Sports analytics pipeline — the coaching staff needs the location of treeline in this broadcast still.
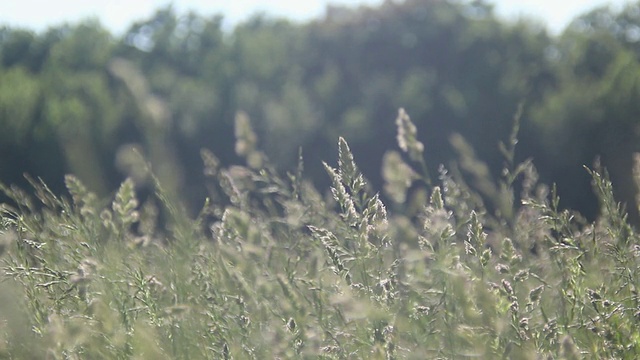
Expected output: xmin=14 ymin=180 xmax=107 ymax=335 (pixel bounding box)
xmin=2 ymin=0 xmax=640 ymax=220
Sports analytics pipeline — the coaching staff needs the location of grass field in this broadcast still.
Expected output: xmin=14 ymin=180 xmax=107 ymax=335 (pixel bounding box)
xmin=1 ymin=109 xmax=640 ymax=359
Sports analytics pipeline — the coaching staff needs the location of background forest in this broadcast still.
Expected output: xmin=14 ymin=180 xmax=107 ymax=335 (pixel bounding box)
xmin=2 ymin=0 xmax=640 ymax=220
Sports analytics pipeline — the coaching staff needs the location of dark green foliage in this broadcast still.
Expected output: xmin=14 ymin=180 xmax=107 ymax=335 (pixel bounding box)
xmin=3 ymin=1 xmax=640 ymax=221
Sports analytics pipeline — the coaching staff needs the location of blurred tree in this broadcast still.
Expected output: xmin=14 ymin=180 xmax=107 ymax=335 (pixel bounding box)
xmin=297 ymin=0 xmax=555 ymax=198
xmin=0 ymin=28 xmax=35 ymax=68
xmin=2 ymin=0 xmax=640 ymax=223
xmin=38 ymin=21 xmax=117 ymax=194
xmin=0 ymin=67 xmax=39 ymax=145
xmin=530 ymin=2 xmax=640 ymax=221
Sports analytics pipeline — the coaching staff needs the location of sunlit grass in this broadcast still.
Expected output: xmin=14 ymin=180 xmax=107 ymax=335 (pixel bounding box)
xmin=1 ymin=109 xmax=640 ymax=359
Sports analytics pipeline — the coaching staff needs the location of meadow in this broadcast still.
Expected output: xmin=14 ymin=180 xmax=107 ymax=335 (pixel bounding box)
xmin=1 ymin=108 xmax=640 ymax=359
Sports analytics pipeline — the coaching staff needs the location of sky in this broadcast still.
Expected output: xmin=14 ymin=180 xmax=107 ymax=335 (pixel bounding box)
xmin=0 ymin=0 xmax=633 ymax=35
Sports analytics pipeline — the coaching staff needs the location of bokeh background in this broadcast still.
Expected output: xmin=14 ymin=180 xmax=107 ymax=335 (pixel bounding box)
xmin=1 ymin=0 xmax=639 ymax=222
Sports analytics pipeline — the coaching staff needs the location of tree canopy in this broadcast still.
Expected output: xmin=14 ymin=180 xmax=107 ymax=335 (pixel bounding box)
xmin=1 ymin=0 xmax=640 ymax=221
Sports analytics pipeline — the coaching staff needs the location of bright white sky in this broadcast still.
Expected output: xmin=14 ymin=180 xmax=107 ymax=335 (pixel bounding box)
xmin=0 ymin=0 xmax=632 ymax=35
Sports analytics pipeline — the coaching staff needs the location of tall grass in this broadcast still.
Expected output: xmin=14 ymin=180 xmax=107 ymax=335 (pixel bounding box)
xmin=1 ymin=108 xmax=640 ymax=359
